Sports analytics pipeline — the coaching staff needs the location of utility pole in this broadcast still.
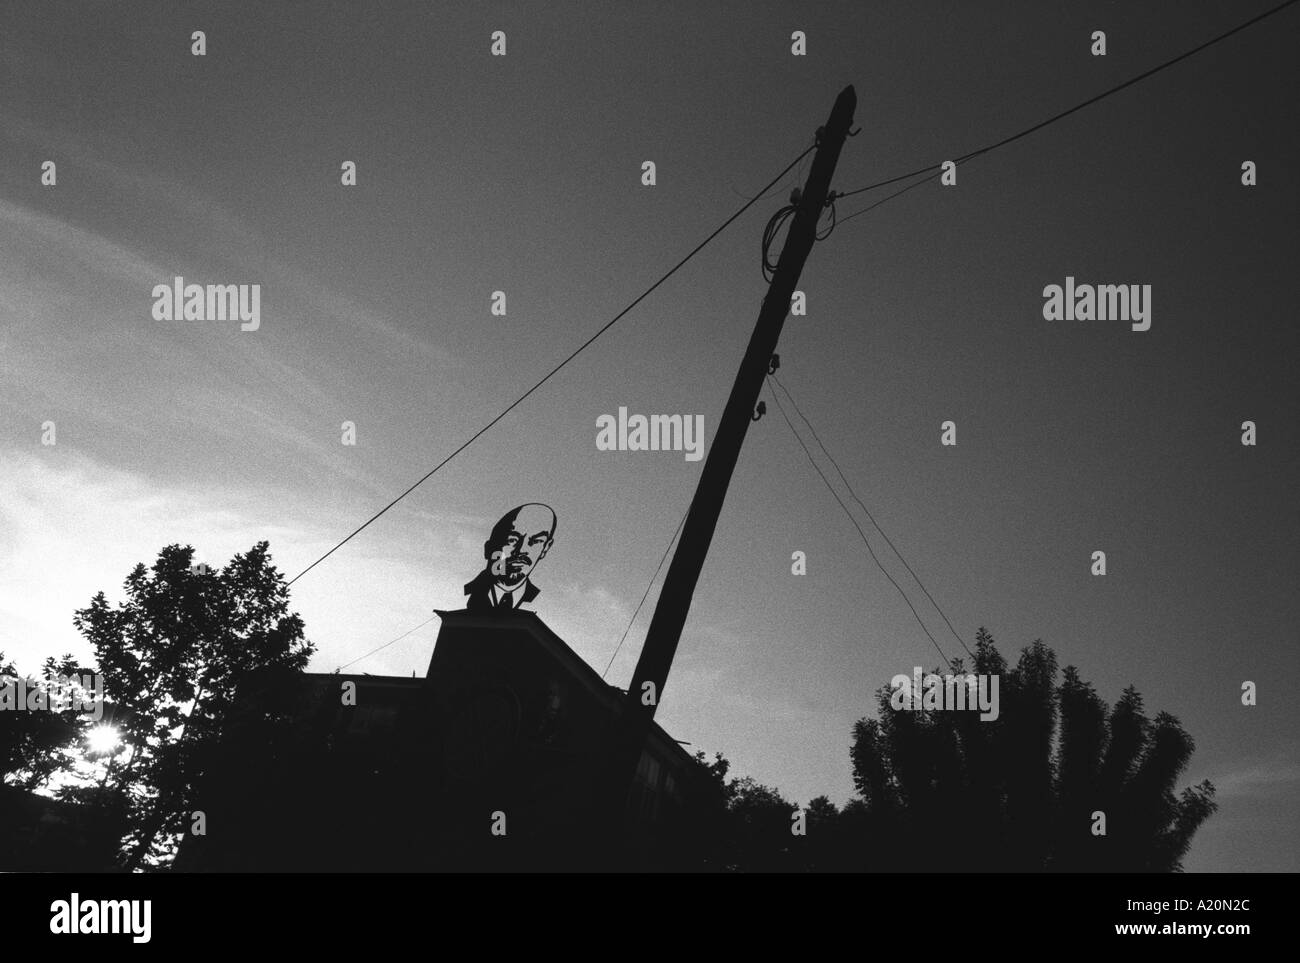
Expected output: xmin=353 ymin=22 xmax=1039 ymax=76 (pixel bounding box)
xmin=596 ymin=84 xmax=857 ymax=853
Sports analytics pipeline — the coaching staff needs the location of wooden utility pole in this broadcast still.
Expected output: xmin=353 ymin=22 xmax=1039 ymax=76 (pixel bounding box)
xmin=598 ymin=85 xmax=857 ymax=847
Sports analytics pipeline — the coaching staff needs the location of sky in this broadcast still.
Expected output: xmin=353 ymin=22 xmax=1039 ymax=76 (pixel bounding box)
xmin=1 ymin=1 xmax=1296 ymax=871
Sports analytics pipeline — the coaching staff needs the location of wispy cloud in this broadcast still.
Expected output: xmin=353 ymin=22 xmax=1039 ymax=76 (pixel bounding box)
xmin=1205 ymin=751 xmax=1300 ymax=799
xmin=0 ymin=196 xmax=172 ymax=292
xmin=1 ymin=107 xmax=455 ymax=370
xmin=0 ymin=449 xmax=301 ymax=665
xmin=0 ymin=448 xmax=460 ymax=676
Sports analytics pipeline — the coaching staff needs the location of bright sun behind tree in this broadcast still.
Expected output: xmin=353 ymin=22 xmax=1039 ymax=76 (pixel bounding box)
xmin=86 ymin=725 xmax=121 ymax=755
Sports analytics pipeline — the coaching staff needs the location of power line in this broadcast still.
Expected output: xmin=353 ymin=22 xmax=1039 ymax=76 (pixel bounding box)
xmin=761 ymin=203 xmax=798 ymax=281
xmin=602 ymin=509 xmax=690 ymax=680
xmin=765 ymin=375 xmax=953 ymax=667
xmin=286 ymin=142 xmax=817 ymax=586
xmin=339 ymin=507 xmax=688 ymax=677
xmin=771 ymin=373 xmax=973 ymax=659
xmin=763 ymin=191 xmax=839 ymax=281
xmin=836 ymin=0 xmax=1298 ymax=205
xmin=335 ymin=614 xmax=438 ymax=672
xmin=838 ymin=167 xmax=944 ymax=227
xmin=805 ymin=3 xmax=1298 ymax=652
xmin=289 ymin=3 xmax=1296 ymax=590
xmin=730 ymin=146 xmax=811 ymax=203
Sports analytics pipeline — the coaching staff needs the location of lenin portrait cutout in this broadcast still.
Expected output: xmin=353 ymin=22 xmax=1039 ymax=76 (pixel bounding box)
xmin=463 ymin=503 xmax=557 ymax=613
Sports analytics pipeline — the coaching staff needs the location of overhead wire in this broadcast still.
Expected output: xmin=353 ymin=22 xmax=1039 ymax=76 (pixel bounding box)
xmin=601 ymin=509 xmax=690 ymax=680
xmin=335 ymin=614 xmax=438 ymax=672
xmin=301 ymin=1 xmax=1300 ymax=673
xmin=287 ymin=141 xmax=817 ymax=586
xmin=730 ymin=146 xmax=811 ymax=203
xmin=765 ymin=375 xmax=954 ymax=667
xmin=771 ymin=373 xmax=974 ymax=659
xmin=838 ymin=167 xmax=945 ymax=227
xmin=834 ymin=0 xmax=1298 ymax=218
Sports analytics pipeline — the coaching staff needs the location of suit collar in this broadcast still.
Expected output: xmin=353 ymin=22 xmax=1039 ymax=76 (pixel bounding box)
xmin=464 ymin=568 xmax=541 ymax=604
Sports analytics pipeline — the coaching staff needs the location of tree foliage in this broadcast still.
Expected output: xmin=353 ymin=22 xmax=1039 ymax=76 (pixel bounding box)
xmin=71 ymin=541 xmax=313 ymax=870
xmin=841 ymin=628 xmax=1216 ymax=871
xmin=697 ymin=629 xmax=1216 ymax=872
xmin=0 ymin=652 xmax=92 ymax=790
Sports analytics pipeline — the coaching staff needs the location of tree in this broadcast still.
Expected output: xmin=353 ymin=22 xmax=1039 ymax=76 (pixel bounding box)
xmin=687 ymin=750 xmax=801 ymax=871
xmin=726 ymin=776 xmax=798 ymax=871
xmin=71 ymin=541 xmax=313 ymax=870
xmin=846 ymin=628 xmax=1217 ymax=871
xmin=801 ymin=795 xmax=842 ymax=871
xmin=0 ymin=652 xmax=93 ymax=790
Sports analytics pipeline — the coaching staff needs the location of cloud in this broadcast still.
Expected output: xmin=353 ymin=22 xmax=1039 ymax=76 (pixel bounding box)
xmin=0 ymin=106 xmax=267 ymax=255
xmin=0 ymin=108 xmax=455 ymax=371
xmin=1206 ymin=754 xmax=1300 ymax=799
xmin=0 ymin=447 xmax=633 ymax=688
xmin=0 ymin=197 xmax=172 ymax=292
xmin=0 ymin=448 xmax=304 ymax=667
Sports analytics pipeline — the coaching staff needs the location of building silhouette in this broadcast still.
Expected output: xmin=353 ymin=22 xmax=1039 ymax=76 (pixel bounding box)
xmin=175 ymin=609 xmax=709 ymax=871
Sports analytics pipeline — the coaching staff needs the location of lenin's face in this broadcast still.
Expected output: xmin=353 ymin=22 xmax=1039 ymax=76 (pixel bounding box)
xmin=486 ymin=505 xmax=555 ymax=589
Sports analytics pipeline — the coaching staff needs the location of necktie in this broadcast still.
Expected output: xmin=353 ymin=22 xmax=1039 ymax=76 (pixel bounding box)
xmin=496 ymin=590 xmax=513 ymax=610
